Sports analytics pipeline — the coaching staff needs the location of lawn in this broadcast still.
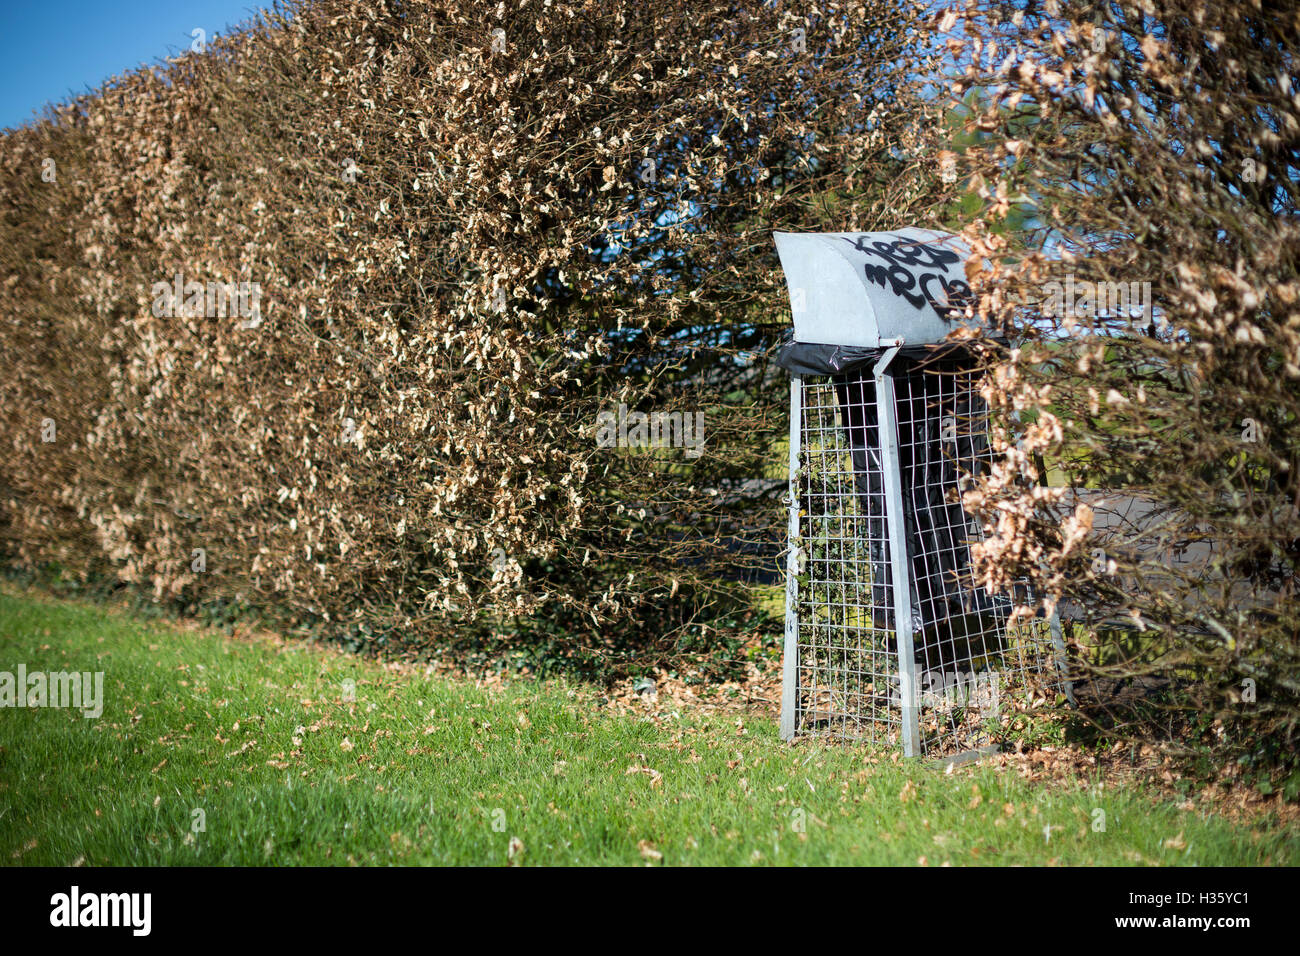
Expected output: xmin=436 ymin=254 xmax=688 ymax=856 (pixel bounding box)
xmin=0 ymin=586 xmax=1294 ymax=866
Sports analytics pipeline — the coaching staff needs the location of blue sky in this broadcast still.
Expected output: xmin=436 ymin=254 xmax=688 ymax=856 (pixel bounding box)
xmin=0 ymin=1 xmax=276 ymax=131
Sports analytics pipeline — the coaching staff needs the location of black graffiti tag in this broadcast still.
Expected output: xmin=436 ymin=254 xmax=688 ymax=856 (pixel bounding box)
xmin=839 ymin=236 xmax=973 ymax=320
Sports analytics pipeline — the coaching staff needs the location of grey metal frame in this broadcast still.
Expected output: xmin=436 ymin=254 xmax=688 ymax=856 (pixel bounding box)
xmin=781 ymin=348 xmax=1068 ymax=756
xmin=873 ymin=345 xmax=921 ymax=756
xmin=780 ymin=375 xmax=802 ymax=741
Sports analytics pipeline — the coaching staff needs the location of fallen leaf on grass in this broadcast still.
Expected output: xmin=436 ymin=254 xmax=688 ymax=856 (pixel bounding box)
xmin=225 ymin=739 xmax=256 ymax=758
xmin=625 ymin=765 xmax=663 ymax=788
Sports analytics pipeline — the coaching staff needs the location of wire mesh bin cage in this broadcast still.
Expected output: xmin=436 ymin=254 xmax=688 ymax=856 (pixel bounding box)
xmin=773 ymin=229 xmax=1071 ymax=758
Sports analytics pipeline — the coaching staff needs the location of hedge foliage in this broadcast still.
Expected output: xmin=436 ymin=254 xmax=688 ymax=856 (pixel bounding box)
xmin=0 ymin=0 xmax=950 ymax=673
xmin=951 ymin=0 xmax=1300 ymax=769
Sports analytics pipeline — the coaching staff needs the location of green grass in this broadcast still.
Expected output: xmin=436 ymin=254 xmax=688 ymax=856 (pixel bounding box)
xmin=0 ymin=587 xmax=1295 ymax=866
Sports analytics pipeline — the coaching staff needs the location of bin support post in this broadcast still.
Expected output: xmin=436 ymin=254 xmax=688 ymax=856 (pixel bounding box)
xmin=780 ymin=376 xmax=802 ymax=741
xmin=874 ymin=344 xmax=921 ymax=757
xmin=1048 ymin=609 xmax=1076 ymax=706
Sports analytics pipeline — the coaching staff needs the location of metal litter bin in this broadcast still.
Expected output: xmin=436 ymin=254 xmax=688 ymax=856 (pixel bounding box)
xmin=773 ymin=229 xmax=1070 ymax=757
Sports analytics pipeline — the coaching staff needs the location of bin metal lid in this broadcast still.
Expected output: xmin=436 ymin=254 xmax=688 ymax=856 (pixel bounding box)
xmin=773 ymin=229 xmax=978 ymax=347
